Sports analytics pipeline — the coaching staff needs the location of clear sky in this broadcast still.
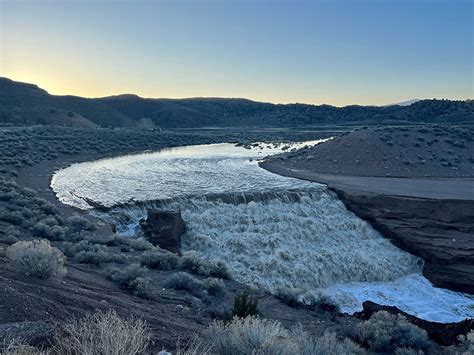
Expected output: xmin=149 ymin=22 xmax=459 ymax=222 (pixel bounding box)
xmin=1 ymin=0 xmax=472 ymax=106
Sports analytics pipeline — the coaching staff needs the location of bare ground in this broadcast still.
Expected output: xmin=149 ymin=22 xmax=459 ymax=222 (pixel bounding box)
xmin=266 ymin=125 xmax=474 ymax=178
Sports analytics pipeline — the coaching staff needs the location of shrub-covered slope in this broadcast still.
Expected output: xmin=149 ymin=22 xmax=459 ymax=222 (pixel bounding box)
xmin=1 ymin=77 xmax=473 ymax=128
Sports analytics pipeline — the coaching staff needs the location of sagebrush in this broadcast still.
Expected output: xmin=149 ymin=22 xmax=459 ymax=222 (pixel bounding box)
xmin=6 ymin=239 xmax=66 ymax=280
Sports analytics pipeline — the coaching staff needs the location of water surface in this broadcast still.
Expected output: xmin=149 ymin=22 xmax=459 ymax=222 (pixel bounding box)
xmin=51 ymin=141 xmax=474 ymax=322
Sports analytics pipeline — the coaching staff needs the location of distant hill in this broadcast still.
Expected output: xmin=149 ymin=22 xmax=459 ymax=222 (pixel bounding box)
xmin=0 ymin=78 xmax=135 ymax=127
xmin=386 ymin=99 xmax=421 ymax=107
xmin=1 ymin=77 xmax=472 ymax=128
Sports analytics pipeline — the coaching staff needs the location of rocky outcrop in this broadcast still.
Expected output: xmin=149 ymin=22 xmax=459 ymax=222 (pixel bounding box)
xmin=140 ymin=210 xmax=186 ymax=254
xmin=332 ymin=188 xmax=474 ymax=294
xmin=355 ymin=301 xmax=474 ymax=346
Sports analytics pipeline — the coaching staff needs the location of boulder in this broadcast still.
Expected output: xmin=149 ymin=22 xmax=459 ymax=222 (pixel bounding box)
xmin=139 ymin=210 xmax=185 ymax=254
xmin=355 ymin=301 xmax=474 ymax=346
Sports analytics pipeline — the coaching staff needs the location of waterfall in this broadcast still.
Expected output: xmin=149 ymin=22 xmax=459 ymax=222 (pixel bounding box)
xmin=51 ymin=142 xmax=474 ymax=323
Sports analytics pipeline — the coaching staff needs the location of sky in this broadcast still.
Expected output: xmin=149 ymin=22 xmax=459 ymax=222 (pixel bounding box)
xmin=0 ymin=0 xmax=472 ymax=106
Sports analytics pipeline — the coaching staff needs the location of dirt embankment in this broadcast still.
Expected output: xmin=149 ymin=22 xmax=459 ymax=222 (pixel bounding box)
xmin=261 ymin=125 xmax=474 ymax=294
xmin=266 ymin=125 xmax=474 ymax=178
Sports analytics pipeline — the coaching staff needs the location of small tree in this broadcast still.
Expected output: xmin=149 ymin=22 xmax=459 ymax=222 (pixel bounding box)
xmin=225 ymin=292 xmax=259 ymax=321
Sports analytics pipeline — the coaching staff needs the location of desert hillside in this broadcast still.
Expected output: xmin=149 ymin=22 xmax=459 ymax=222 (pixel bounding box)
xmin=267 ymin=125 xmax=474 ymax=178
xmin=1 ymin=77 xmax=473 ymax=128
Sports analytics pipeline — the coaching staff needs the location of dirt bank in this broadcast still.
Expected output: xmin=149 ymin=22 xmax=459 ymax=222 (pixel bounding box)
xmin=260 ymin=125 xmax=474 ymax=294
xmin=265 ymin=125 xmax=474 ymax=178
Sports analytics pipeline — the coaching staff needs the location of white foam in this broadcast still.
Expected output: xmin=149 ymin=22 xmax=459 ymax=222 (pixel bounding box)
xmin=326 ymin=274 xmax=474 ymax=323
xmin=51 ymin=141 xmax=474 ymax=323
xmin=181 ymin=194 xmax=422 ymax=291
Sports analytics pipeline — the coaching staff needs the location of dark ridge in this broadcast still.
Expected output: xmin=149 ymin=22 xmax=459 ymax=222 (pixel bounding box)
xmin=1 ymin=77 xmax=473 ymax=128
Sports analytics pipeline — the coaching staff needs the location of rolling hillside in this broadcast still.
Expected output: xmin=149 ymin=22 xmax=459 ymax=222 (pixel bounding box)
xmin=1 ymin=77 xmax=472 ymax=128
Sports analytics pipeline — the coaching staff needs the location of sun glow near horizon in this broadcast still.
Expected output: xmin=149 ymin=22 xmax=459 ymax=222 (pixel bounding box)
xmin=1 ymin=0 xmax=472 ymax=106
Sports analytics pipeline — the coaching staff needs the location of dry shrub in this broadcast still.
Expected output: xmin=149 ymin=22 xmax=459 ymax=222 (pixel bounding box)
xmin=6 ymin=239 xmax=66 ymax=280
xmin=107 ymin=264 xmax=152 ymax=298
xmin=175 ymin=335 xmax=213 ymax=355
xmin=203 ymin=316 xmax=365 ymax=355
xmin=140 ymin=250 xmax=180 ymax=270
xmin=180 ymin=253 xmax=230 ymax=279
xmin=205 ymin=316 xmax=291 ymax=354
xmin=1 ymin=338 xmax=50 ymax=355
xmin=53 ymin=310 xmax=150 ymax=355
xmin=350 ymin=311 xmax=432 ymax=353
xmin=164 ymin=272 xmax=205 ymax=297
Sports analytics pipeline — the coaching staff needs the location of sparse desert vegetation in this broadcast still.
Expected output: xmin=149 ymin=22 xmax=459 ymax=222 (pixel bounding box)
xmin=267 ymin=125 xmax=474 ymax=178
xmin=2 ymin=310 xmax=150 ymax=355
xmin=164 ymin=272 xmax=225 ymax=299
xmin=6 ymin=239 xmax=66 ymax=280
xmin=347 ymin=311 xmax=433 ymax=353
xmin=0 ymin=123 xmax=472 ymax=353
xmin=2 ymin=77 xmax=473 ymax=128
xmin=202 ymin=316 xmax=365 ymax=355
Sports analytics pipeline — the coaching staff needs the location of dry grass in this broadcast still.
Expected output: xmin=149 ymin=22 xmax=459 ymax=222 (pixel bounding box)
xmin=1 ymin=311 xmax=150 ymax=355
xmin=202 ymin=316 xmax=365 ymax=355
xmin=1 ymin=339 xmax=50 ymax=355
xmin=53 ymin=310 xmax=150 ymax=355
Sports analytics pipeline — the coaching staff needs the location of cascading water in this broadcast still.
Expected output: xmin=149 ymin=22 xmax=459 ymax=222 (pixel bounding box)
xmin=51 ymin=141 xmax=474 ymax=323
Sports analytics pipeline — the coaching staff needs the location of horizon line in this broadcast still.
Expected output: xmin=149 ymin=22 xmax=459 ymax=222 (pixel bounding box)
xmin=2 ymin=76 xmax=471 ymax=108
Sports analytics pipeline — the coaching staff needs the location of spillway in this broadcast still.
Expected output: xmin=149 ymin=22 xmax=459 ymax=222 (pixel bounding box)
xmin=51 ymin=141 xmax=474 ymax=322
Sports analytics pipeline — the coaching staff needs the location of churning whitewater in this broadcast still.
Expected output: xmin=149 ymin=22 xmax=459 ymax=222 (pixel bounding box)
xmin=51 ymin=142 xmax=474 ymax=323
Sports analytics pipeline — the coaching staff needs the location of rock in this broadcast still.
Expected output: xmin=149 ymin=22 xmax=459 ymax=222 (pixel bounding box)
xmin=140 ymin=210 xmax=185 ymax=254
xmin=355 ymin=301 xmax=474 ymax=346
xmin=332 ymin=188 xmax=474 ymax=294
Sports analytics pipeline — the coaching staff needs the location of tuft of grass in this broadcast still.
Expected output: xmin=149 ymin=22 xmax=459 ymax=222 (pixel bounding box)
xmin=63 ymin=241 xmax=123 ymax=265
xmin=202 ymin=278 xmax=225 ymax=297
xmin=126 ymin=237 xmax=154 ymax=251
